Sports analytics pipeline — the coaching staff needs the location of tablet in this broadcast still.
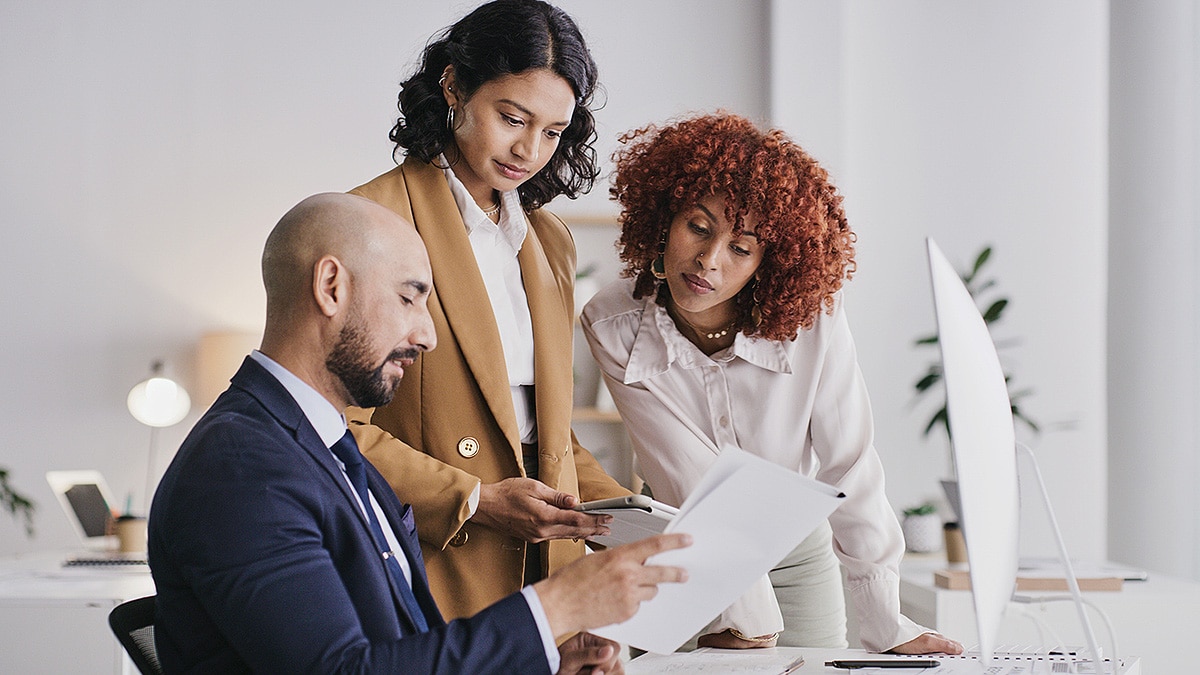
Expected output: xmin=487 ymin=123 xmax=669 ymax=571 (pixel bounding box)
xmin=574 ymin=495 xmax=678 ymax=547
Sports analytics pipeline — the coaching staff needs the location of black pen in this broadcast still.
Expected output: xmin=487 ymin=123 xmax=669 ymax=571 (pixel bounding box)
xmin=825 ymin=659 xmax=940 ymax=670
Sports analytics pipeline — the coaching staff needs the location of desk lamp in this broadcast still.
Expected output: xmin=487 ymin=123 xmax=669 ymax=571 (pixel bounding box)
xmin=126 ymin=360 xmax=191 ymax=513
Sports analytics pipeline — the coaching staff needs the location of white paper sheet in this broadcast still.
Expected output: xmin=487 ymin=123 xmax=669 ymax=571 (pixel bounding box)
xmin=593 ymin=446 xmax=845 ymax=654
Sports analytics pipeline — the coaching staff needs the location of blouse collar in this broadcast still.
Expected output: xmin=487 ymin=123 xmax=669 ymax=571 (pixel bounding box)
xmin=622 ymin=295 xmax=794 ymax=384
xmin=440 ymin=155 xmax=526 ymax=254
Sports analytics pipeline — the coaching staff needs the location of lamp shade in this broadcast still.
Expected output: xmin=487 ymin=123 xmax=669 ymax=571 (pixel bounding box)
xmin=127 ymin=362 xmax=191 ymax=428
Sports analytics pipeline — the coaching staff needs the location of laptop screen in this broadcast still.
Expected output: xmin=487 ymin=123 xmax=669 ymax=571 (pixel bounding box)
xmin=46 ymin=470 xmax=117 ymax=547
xmin=63 ymin=482 xmax=112 ymax=538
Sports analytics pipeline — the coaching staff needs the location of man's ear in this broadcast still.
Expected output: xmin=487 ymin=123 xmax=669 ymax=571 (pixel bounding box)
xmin=313 ymin=255 xmax=347 ymax=318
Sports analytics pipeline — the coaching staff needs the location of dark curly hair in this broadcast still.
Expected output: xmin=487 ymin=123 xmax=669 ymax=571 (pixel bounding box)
xmin=389 ymin=0 xmax=600 ymax=210
xmin=611 ymin=113 xmax=856 ymax=342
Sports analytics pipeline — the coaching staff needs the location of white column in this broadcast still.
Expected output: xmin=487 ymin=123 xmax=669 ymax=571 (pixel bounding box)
xmin=1108 ymin=0 xmax=1200 ymax=579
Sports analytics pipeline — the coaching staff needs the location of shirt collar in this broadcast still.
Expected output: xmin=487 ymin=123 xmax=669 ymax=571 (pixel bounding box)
xmin=440 ymin=155 xmax=527 ymax=254
xmin=622 ymin=296 xmax=794 ymax=384
xmin=249 ymin=350 xmax=347 ymax=448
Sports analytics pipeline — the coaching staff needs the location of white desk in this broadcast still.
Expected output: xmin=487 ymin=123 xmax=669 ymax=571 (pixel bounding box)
xmin=629 ymin=646 xmax=1140 ymax=673
xmin=0 ymin=551 xmax=154 ymax=674
xmin=900 ymin=554 xmax=1198 ymax=673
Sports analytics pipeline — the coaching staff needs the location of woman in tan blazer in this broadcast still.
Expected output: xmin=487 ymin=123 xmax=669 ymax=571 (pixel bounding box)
xmin=346 ymin=0 xmax=629 ymax=624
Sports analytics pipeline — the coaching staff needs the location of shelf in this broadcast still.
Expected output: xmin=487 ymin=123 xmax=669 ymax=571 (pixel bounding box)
xmin=561 ymin=213 xmax=617 ymax=229
xmin=572 ymin=407 xmax=623 ymax=423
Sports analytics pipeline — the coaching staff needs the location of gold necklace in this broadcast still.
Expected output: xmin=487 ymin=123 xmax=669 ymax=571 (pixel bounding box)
xmin=702 ymin=323 xmax=735 ymax=340
xmin=481 ymin=200 xmax=501 ymax=216
xmin=671 ymin=306 xmax=737 ymax=341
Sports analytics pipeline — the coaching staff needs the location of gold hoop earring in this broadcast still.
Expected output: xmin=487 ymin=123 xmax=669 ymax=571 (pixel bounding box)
xmin=651 ymin=230 xmax=668 ymax=280
xmin=651 ymin=256 xmax=667 ymax=280
xmin=750 ymin=276 xmax=763 ymax=328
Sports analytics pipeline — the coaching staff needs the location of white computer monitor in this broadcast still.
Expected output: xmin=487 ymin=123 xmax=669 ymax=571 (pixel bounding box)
xmin=926 ymin=238 xmax=1021 ymax=663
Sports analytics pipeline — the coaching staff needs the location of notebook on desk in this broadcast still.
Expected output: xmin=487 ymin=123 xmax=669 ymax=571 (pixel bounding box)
xmin=45 ymin=470 xmax=147 ymax=567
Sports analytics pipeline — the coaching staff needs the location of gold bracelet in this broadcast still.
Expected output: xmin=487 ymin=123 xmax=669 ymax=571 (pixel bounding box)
xmin=729 ymin=629 xmax=780 ymax=643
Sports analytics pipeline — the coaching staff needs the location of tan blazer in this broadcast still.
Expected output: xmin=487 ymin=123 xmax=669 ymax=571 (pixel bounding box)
xmin=347 ymin=159 xmax=629 ymax=620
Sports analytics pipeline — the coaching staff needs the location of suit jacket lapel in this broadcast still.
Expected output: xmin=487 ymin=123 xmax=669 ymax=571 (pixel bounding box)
xmin=231 ymin=358 xmax=434 ymax=633
xmin=517 ymin=222 xmax=573 ymax=490
xmin=403 ymin=160 xmax=522 ymax=454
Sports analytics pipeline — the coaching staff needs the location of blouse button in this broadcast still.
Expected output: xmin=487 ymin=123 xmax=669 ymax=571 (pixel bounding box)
xmin=719 ymin=416 xmax=729 ymax=427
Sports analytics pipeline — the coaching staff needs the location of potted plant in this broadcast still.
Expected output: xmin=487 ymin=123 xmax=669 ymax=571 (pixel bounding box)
xmin=911 ymin=245 xmax=1039 ymax=560
xmin=900 ymin=502 xmax=942 ymax=553
xmin=1 ymin=466 xmax=36 ymax=537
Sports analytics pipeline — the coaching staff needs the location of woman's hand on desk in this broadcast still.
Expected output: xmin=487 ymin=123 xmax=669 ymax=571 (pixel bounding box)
xmin=476 ymin=477 xmax=613 ymax=542
xmin=697 ymin=628 xmax=779 ymax=649
xmin=888 ymin=631 xmax=964 ymax=655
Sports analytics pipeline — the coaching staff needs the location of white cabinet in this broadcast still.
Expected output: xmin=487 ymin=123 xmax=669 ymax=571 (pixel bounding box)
xmin=0 ymin=552 xmax=153 ymax=674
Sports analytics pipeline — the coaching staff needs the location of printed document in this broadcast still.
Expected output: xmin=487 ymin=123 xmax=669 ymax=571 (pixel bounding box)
xmin=593 ymin=446 xmax=844 ymax=654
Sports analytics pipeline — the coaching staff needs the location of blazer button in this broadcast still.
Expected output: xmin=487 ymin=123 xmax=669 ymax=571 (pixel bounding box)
xmin=449 ymin=530 xmax=469 ymax=547
xmin=457 ymin=437 xmax=480 ymax=458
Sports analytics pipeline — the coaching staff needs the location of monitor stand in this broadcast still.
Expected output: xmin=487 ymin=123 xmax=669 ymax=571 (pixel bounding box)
xmin=1016 ymin=442 xmax=1111 ymax=673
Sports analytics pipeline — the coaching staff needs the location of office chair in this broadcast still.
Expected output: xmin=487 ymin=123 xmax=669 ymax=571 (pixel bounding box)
xmin=108 ymin=595 xmax=163 ymax=675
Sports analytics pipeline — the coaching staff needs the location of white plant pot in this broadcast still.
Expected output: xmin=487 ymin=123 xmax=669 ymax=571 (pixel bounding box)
xmin=902 ymin=513 xmax=943 ymax=553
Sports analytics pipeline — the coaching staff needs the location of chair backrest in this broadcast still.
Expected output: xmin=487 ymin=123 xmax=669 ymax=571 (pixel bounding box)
xmin=108 ymin=595 xmax=163 ymax=675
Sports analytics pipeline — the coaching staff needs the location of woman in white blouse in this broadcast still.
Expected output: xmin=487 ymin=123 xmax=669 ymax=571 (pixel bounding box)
xmin=581 ymin=113 xmax=963 ymax=655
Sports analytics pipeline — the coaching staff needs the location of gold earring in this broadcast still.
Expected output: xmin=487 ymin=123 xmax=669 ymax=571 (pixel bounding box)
xmin=651 ymin=256 xmax=667 ymax=280
xmin=651 ymin=231 xmax=668 ymax=279
xmin=750 ymin=276 xmax=763 ymax=328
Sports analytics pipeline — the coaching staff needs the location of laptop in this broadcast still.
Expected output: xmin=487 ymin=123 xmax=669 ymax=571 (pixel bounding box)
xmin=45 ymin=470 xmax=147 ymax=567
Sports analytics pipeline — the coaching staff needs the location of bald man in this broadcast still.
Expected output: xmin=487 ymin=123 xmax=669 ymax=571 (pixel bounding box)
xmin=148 ymin=193 xmax=689 ymax=674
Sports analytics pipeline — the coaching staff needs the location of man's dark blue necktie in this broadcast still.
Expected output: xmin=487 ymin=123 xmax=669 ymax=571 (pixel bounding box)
xmin=330 ymin=429 xmax=429 ymax=632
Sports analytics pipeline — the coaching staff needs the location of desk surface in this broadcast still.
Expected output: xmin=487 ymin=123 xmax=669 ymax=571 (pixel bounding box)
xmin=0 ymin=550 xmax=154 ymax=605
xmin=629 ymin=647 xmax=1140 ymax=673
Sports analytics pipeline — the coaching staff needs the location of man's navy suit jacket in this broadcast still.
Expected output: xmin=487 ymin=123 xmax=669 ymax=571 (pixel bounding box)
xmin=148 ymin=357 xmax=551 ymax=673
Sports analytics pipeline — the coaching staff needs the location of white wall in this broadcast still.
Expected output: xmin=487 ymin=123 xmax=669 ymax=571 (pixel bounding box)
xmin=0 ymin=0 xmax=769 ymax=554
xmin=2 ymin=0 xmax=1169 ymax=580
xmin=773 ymin=1 xmax=1110 ymax=561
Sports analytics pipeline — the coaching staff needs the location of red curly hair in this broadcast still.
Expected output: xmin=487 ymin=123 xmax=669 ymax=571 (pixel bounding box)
xmin=611 ymin=113 xmax=856 ymax=341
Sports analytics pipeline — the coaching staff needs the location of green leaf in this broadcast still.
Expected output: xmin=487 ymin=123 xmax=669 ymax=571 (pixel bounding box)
xmin=982 ymin=298 xmax=1009 ymax=323
xmin=914 ymin=335 xmax=940 ymax=346
xmin=914 ymin=371 xmax=941 ymax=392
xmin=972 ymin=246 xmax=993 ymax=276
xmin=904 ymin=503 xmax=937 ymax=516
xmin=972 ymin=279 xmax=997 ymax=295
xmin=923 ymin=407 xmax=949 ymax=438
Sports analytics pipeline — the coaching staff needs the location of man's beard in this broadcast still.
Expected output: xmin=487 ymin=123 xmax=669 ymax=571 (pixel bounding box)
xmin=325 ymin=311 xmax=418 ymax=409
